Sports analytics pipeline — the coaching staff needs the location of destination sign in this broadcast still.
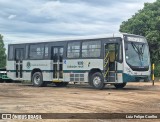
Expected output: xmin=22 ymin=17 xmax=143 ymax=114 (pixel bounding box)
xmin=127 ymin=36 xmax=146 ymax=42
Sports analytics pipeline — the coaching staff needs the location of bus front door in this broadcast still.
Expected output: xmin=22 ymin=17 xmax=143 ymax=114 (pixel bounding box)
xmin=104 ymin=43 xmax=119 ymax=82
xmin=15 ymin=48 xmax=24 ymax=79
xmin=52 ymin=47 xmax=63 ymax=81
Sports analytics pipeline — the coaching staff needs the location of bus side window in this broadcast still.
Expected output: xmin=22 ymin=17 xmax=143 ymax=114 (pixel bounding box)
xmin=67 ymin=42 xmax=80 ymax=58
xmin=8 ymin=45 xmax=14 ymax=60
xmin=118 ymin=44 xmax=122 ymax=62
xmin=44 ymin=45 xmax=49 ymax=58
xmin=29 ymin=44 xmax=44 ymax=59
xmin=116 ymin=43 xmax=122 ymax=63
xmin=82 ymin=40 xmax=101 ymax=58
xmin=25 ymin=45 xmax=29 ymax=59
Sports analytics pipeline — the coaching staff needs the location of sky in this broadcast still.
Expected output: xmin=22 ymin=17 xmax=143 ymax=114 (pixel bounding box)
xmin=0 ymin=0 xmax=156 ymax=45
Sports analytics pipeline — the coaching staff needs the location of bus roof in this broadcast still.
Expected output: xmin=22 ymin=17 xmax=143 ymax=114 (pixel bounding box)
xmin=9 ymin=33 xmax=144 ymax=45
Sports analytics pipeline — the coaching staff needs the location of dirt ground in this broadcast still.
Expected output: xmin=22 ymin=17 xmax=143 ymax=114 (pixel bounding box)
xmin=0 ymin=81 xmax=160 ymax=122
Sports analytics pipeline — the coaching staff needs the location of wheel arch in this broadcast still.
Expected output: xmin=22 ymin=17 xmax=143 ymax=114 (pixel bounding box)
xmin=31 ymin=68 xmax=43 ymax=81
xmin=88 ymin=68 xmax=103 ymax=83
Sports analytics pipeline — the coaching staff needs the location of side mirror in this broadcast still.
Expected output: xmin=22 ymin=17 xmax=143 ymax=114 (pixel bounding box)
xmin=125 ymin=43 xmax=128 ymax=50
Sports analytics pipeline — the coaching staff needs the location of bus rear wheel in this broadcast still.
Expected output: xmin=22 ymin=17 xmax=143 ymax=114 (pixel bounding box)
xmin=90 ymin=72 xmax=105 ymax=90
xmin=54 ymin=82 xmax=68 ymax=87
xmin=114 ymin=83 xmax=126 ymax=89
xmin=32 ymin=72 xmax=45 ymax=87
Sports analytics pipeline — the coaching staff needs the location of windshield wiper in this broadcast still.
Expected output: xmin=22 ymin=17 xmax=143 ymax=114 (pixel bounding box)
xmin=131 ymin=43 xmax=146 ymax=63
xmin=131 ymin=42 xmax=142 ymax=60
xmin=140 ymin=44 xmax=145 ymax=54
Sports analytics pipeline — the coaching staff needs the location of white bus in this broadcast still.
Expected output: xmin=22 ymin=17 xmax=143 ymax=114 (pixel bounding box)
xmin=7 ymin=33 xmax=151 ymax=89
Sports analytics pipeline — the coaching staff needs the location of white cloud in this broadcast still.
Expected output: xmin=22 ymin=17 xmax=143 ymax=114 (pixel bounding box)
xmin=0 ymin=0 xmax=157 ymax=45
xmin=8 ymin=14 xmax=17 ymax=19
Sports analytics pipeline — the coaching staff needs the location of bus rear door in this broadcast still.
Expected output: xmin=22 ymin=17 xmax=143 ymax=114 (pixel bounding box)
xmin=15 ymin=48 xmax=24 ymax=79
xmin=52 ymin=47 xmax=63 ymax=81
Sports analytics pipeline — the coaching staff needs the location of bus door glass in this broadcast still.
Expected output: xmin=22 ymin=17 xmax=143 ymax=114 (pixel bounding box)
xmin=15 ymin=48 xmax=24 ymax=78
xmin=52 ymin=47 xmax=63 ymax=80
xmin=104 ymin=43 xmax=119 ymax=82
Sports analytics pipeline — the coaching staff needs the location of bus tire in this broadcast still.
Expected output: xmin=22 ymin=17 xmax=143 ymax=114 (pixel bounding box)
xmin=54 ymin=82 xmax=68 ymax=87
xmin=114 ymin=83 xmax=126 ymax=89
xmin=91 ymin=72 xmax=105 ymax=90
xmin=32 ymin=72 xmax=44 ymax=87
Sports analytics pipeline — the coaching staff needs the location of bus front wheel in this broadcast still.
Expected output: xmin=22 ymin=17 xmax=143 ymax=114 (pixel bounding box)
xmin=90 ymin=72 xmax=105 ymax=90
xmin=114 ymin=83 xmax=126 ymax=89
xmin=32 ymin=72 xmax=45 ymax=87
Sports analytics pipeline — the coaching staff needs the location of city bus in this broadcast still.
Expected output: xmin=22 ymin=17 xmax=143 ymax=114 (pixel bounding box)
xmin=6 ymin=33 xmax=151 ymax=89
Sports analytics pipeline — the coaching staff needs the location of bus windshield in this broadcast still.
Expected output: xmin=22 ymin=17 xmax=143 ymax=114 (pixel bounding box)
xmin=125 ymin=42 xmax=149 ymax=67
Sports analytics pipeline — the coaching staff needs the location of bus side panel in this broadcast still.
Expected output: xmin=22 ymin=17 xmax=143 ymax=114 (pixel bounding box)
xmin=23 ymin=60 xmax=52 ymax=81
xmin=63 ymin=72 xmax=88 ymax=82
xmin=63 ymin=59 xmax=103 ymax=82
xmin=116 ymin=62 xmax=123 ymax=83
xmin=7 ymin=61 xmax=15 ymax=80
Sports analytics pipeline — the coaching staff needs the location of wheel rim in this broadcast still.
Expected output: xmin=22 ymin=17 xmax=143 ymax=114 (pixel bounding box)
xmin=34 ymin=75 xmax=41 ymax=85
xmin=93 ymin=76 xmax=101 ymax=87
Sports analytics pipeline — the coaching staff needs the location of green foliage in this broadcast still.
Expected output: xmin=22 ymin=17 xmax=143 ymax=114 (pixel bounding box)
xmin=155 ymin=64 xmax=160 ymax=77
xmin=0 ymin=34 xmax=6 ymax=68
xmin=120 ymin=0 xmax=160 ymax=76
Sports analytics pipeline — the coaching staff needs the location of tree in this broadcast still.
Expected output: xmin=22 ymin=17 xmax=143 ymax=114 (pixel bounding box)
xmin=119 ymin=0 xmax=160 ymax=76
xmin=120 ymin=0 xmax=160 ymax=64
xmin=0 ymin=34 xmax=6 ymax=68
